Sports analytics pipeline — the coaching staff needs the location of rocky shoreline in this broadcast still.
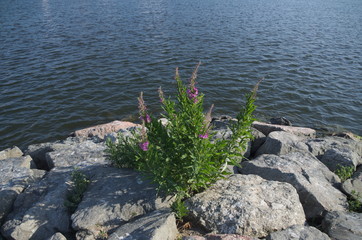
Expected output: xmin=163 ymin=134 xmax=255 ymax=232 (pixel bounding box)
xmin=0 ymin=118 xmax=361 ymax=240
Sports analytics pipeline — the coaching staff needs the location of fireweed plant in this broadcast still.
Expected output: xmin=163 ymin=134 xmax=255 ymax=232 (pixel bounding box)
xmin=107 ymin=63 xmax=261 ymax=217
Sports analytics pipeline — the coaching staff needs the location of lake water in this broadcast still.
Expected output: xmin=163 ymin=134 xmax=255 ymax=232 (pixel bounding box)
xmin=1 ymin=0 xmax=361 ymax=150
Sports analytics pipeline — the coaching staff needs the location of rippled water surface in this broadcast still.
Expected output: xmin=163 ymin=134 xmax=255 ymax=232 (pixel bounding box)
xmin=1 ymin=0 xmax=361 ymax=150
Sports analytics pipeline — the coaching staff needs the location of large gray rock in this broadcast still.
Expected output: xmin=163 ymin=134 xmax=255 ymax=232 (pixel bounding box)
xmin=322 ymin=211 xmax=362 ymax=240
xmin=240 ymin=152 xmax=348 ymax=219
xmin=46 ymin=232 xmax=68 ymax=240
xmin=0 ymin=146 xmax=23 ymax=160
xmin=342 ymin=166 xmax=362 ymax=196
xmin=250 ymin=128 xmax=266 ymax=157
xmin=71 ymin=166 xmax=174 ymax=239
xmin=266 ymin=225 xmax=330 ymax=240
xmin=321 ymin=148 xmax=360 ymax=172
xmin=1 ymin=168 xmax=73 ymax=240
xmin=108 ymin=208 xmax=178 ymax=240
xmin=27 ymin=138 xmax=108 ymax=170
xmin=45 ymin=140 xmax=107 ymax=169
xmin=255 ymin=131 xmax=309 ymax=156
xmin=305 ymin=136 xmax=362 ymax=161
xmin=0 ymin=156 xmax=45 ymax=223
xmin=252 ymin=121 xmax=316 ymax=137
xmin=186 ymin=174 xmax=306 ymax=238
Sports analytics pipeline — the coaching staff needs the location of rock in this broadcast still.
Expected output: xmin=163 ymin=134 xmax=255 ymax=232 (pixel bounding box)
xmin=320 ymin=148 xmax=360 ymax=172
xmin=305 ymin=136 xmax=362 ymax=161
xmin=342 ymin=166 xmax=362 ymax=196
xmin=45 ymin=140 xmax=107 ymax=169
xmin=26 ymin=138 xmax=108 ymax=170
xmin=108 ymin=208 xmax=178 ymax=240
xmin=331 ymin=132 xmax=361 ymax=141
xmin=0 ymin=190 xmax=17 ymax=225
xmin=255 ymin=131 xmax=309 ymax=156
xmin=0 ymin=155 xmax=46 ymax=223
xmin=270 ymin=117 xmax=292 ymax=126
xmin=183 ymin=234 xmax=258 ymax=240
xmin=186 ymin=174 xmax=305 ymax=238
xmin=72 ymin=120 xmax=139 ymax=140
xmin=252 ymin=121 xmax=316 ymax=137
xmin=47 ymin=232 xmax=68 ymax=240
xmin=26 ymin=142 xmax=60 ymax=170
xmin=240 ymin=152 xmax=348 ymax=219
xmin=266 ymin=225 xmax=330 ymax=240
xmin=322 ymin=211 xmax=362 ymax=240
xmin=250 ymin=128 xmax=266 ymax=157
xmin=0 ymin=146 xmax=23 ymax=160
xmin=1 ymin=168 xmax=73 ymax=240
xmin=71 ymin=166 xmax=174 ymax=239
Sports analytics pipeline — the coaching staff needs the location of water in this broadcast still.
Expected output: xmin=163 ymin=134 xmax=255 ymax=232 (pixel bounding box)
xmin=1 ymin=0 xmax=361 ymax=150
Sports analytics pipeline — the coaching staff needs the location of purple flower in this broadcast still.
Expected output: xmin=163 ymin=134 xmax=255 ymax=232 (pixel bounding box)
xmin=139 ymin=141 xmax=149 ymax=151
xmin=140 ymin=114 xmax=151 ymax=123
xmin=187 ymin=87 xmax=199 ymax=101
xmin=198 ymin=133 xmax=208 ymax=139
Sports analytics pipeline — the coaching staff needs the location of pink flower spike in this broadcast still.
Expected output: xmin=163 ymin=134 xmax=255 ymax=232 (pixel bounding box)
xmin=139 ymin=141 xmax=149 ymax=151
xmin=140 ymin=114 xmax=151 ymax=123
xmin=145 ymin=114 xmax=151 ymax=123
xmin=198 ymin=133 xmax=208 ymax=139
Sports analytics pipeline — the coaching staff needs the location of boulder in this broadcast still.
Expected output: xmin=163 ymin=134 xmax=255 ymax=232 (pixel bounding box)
xmin=322 ymin=211 xmax=362 ymax=240
xmin=72 ymin=120 xmax=139 ymax=140
xmin=71 ymin=166 xmax=174 ymax=239
xmin=320 ymin=148 xmax=360 ymax=172
xmin=26 ymin=138 xmax=108 ymax=170
xmin=186 ymin=174 xmax=306 ymax=238
xmin=270 ymin=117 xmax=292 ymax=126
xmin=0 ymin=190 xmax=17 ymax=225
xmin=255 ymin=131 xmax=309 ymax=156
xmin=266 ymin=225 xmax=330 ymax=240
xmin=183 ymin=234 xmax=258 ymax=240
xmin=0 ymin=156 xmax=45 ymax=223
xmin=108 ymin=208 xmax=178 ymax=240
xmin=240 ymin=152 xmax=348 ymax=219
xmin=1 ymin=168 xmax=73 ymax=240
xmin=249 ymin=128 xmax=266 ymax=157
xmin=342 ymin=166 xmax=362 ymax=196
xmin=305 ymin=136 xmax=362 ymax=161
xmin=252 ymin=121 xmax=316 ymax=137
xmin=47 ymin=232 xmax=68 ymax=240
xmin=0 ymin=146 xmax=23 ymax=160
xmin=45 ymin=140 xmax=107 ymax=169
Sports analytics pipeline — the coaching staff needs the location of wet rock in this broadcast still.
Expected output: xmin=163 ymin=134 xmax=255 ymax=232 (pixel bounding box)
xmin=71 ymin=166 xmax=174 ymax=239
xmin=270 ymin=117 xmax=292 ymax=126
xmin=0 ymin=146 xmax=23 ymax=160
xmin=266 ymin=225 xmax=330 ymax=240
xmin=108 ymin=208 xmax=178 ymax=240
xmin=255 ymin=131 xmax=309 ymax=157
xmin=342 ymin=166 xmax=362 ymax=196
xmin=183 ymin=234 xmax=258 ymax=240
xmin=240 ymin=152 xmax=347 ymax=219
xmin=1 ymin=168 xmax=73 ymax=240
xmin=71 ymin=120 xmax=140 ymax=140
xmin=186 ymin=174 xmax=305 ymax=238
xmin=252 ymin=121 xmax=316 ymax=137
xmin=322 ymin=211 xmax=362 ymax=240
